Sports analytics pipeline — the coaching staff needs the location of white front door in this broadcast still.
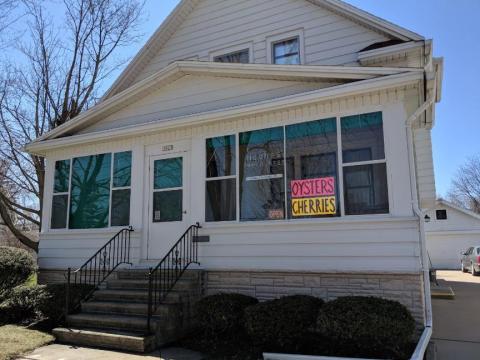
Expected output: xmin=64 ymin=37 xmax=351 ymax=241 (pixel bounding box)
xmin=146 ymin=152 xmax=189 ymax=260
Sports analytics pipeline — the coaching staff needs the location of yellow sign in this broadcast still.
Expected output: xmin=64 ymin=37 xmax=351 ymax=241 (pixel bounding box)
xmin=291 ymin=196 xmax=336 ymax=216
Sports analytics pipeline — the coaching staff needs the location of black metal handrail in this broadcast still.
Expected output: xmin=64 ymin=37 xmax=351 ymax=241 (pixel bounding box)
xmin=65 ymin=226 xmax=134 ymax=318
xmin=146 ymin=223 xmax=201 ymax=333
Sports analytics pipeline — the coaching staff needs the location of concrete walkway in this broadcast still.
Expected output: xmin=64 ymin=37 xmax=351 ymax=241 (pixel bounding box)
xmin=17 ymin=344 xmax=204 ymax=360
xmin=432 ymin=270 xmax=480 ymax=359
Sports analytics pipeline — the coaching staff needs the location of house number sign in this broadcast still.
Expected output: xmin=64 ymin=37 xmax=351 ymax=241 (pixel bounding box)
xmin=162 ymin=144 xmax=174 ymax=152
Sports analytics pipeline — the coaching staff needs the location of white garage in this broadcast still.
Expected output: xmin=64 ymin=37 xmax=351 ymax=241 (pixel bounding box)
xmin=425 ymin=199 xmax=480 ymax=269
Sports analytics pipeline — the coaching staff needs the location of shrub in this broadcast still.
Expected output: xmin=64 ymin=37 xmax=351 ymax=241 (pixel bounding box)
xmin=0 ymin=247 xmax=36 ymax=298
xmin=37 ymin=283 xmax=95 ymax=328
xmin=195 ymin=293 xmax=258 ymax=339
xmin=0 ymin=285 xmax=49 ymax=325
xmin=316 ymin=296 xmax=415 ymax=358
xmin=244 ymin=295 xmax=324 ymax=352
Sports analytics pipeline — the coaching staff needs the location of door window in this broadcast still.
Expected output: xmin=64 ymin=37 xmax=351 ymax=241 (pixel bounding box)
xmin=152 ymin=157 xmax=183 ymax=222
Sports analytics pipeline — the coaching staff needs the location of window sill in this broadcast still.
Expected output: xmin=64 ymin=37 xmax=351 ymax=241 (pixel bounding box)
xmin=201 ymin=215 xmax=417 ymax=231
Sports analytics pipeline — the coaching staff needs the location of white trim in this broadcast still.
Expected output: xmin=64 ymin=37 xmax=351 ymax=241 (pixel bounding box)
xmin=358 ymin=41 xmax=425 ymax=62
xmin=26 ymin=70 xmax=423 ymax=154
xmin=266 ymin=29 xmax=305 ymax=65
xmin=209 ymin=42 xmax=254 ymax=63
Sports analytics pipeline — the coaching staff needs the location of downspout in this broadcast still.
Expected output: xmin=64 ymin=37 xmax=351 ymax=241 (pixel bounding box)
xmin=406 ymin=78 xmax=436 ymax=359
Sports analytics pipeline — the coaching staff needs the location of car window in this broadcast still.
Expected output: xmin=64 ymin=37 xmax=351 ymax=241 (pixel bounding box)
xmin=477 ymin=248 xmax=480 ymax=255
xmin=467 ymin=247 xmax=473 ymax=255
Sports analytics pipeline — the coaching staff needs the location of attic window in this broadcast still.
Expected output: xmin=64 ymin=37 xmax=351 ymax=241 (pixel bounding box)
xmin=436 ymin=209 xmax=447 ymax=220
xmin=273 ymin=37 xmax=300 ymax=65
xmin=214 ymin=49 xmax=249 ymax=64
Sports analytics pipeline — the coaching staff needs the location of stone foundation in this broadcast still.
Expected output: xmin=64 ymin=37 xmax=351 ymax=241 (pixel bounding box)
xmin=205 ymin=270 xmax=426 ymax=326
xmin=38 ymin=268 xmax=120 ymax=284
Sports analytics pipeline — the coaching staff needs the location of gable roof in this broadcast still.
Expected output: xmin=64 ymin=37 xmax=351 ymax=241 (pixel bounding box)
xmin=436 ymin=199 xmax=480 ymax=221
xmin=103 ymin=0 xmax=424 ymax=99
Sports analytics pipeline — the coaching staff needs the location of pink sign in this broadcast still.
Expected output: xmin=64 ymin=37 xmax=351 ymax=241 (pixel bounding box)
xmin=291 ymin=177 xmax=335 ymax=198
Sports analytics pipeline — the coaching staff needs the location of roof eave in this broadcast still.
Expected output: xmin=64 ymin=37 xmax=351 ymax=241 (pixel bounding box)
xmin=26 ymin=70 xmax=423 ymax=155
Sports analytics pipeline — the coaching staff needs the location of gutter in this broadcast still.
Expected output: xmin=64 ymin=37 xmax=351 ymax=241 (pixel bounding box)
xmin=405 ymin=74 xmax=437 ymax=360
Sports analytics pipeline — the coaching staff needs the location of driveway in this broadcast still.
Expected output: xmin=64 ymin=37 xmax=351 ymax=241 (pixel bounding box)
xmin=432 ymin=270 xmax=480 ymax=359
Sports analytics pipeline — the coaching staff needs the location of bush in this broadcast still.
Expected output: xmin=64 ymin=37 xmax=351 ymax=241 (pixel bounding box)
xmin=316 ymin=296 xmax=415 ymax=359
xmin=0 ymin=285 xmax=49 ymax=325
xmin=244 ymin=295 xmax=324 ymax=352
xmin=37 ymin=283 xmax=95 ymax=328
xmin=0 ymin=247 xmax=36 ymax=298
xmin=196 ymin=293 xmax=258 ymax=339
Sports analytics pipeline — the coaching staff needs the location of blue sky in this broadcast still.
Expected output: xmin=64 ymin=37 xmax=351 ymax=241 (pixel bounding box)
xmin=49 ymin=0 xmax=480 ymax=197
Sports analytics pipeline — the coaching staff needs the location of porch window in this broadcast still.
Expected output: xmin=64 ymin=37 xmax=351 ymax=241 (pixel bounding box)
xmin=341 ymin=112 xmax=388 ymax=215
xmin=51 ymin=159 xmax=70 ymax=229
xmin=69 ymin=154 xmax=112 ymax=229
xmin=286 ymin=118 xmax=340 ymax=218
xmin=239 ymin=127 xmax=285 ymax=221
xmin=111 ymin=151 xmax=132 ymax=226
xmin=204 ymin=111 xmax=388 ymax=222
xmin=50 ymin=151 xmax=132 ymax=230
xmin=205 ymin=135 xmax=236 ymax=221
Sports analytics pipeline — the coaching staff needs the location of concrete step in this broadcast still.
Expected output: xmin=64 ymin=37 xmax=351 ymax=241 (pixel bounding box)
xmin=116 ymin=269 xmax=202 ymax=281
xmin=53 ymin=327 xmax=155 ymax=353
xmin=67 ymin=313 xmax=151 ymax=332
xmin=91 ymin=288 xmax=199 ymax=304
xmin=82 ymin=300 xmax=181 ymax=316
xmin=107 ymin=278 xmax=200 ymax=291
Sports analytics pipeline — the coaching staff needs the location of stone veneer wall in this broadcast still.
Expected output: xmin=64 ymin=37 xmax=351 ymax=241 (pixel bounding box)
xmin=205 ymin=271 xmax=426 ymax=326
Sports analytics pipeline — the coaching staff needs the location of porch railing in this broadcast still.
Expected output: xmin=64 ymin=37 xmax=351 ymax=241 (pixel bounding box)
xmin=65 ymin=226 xmax=134 ymax=318
xmin=146 ymin=222 xmax=201 ymax=333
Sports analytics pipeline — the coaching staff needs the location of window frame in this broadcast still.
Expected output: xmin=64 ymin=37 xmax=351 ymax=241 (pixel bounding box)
xmin=436 ymin=209 xmax=447 ymax=220
xmin=204 ymin=133 xmax=239 ymax=223
xmin=203 ymin=111 xmax=390 ymax=223
xmin=209 ymin=42 xmax=254 ymax=63
xmin=266 ymin=29 xmax=305 ymax=65
xmin=49 ymin=150 xmax=133 ymax=231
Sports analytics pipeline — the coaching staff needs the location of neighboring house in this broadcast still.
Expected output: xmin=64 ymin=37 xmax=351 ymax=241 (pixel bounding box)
xmin=25 ymin=0 xmax=443 ymax=353
xmin=425 ymin=199 xmax=480 ymax=269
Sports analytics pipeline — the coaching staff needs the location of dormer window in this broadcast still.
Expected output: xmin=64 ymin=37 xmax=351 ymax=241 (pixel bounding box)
xmin=214 ymin=49 xmax=249 ymax=63
xmin=273 ymin=37 xmax=300 ymax=65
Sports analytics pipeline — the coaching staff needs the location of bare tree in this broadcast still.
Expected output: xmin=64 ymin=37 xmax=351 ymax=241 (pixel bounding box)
xmin=0 ymin=0 xmax=144 ymax=251
xmin=448 ymin=156 xmax=480 ymax=214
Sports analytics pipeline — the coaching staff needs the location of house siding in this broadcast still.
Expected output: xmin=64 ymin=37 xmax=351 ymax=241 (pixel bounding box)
xmin=131 ymin=0 xmax=389 ymax=84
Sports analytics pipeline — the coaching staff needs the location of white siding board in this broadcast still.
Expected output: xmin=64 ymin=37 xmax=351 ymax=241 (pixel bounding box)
xmin=132 ymin=0 xmax=389 ymax=84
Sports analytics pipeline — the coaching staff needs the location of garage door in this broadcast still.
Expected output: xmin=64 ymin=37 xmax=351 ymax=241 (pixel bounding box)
xmin=426 ymin=233 xmax=480 ymax=269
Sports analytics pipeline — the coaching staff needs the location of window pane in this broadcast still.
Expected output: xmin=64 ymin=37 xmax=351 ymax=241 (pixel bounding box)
xmin=111 ymin=189 xmax=130 ymax=226
xmin=239 ymin=127 xmax=285 ymax=221
xmin=113 ymin=151 xmax=132 ymax=188
xmin=275 ymin=54 xmax=300 ymax=65
xmin=286 ymin=118 xmax=339 ymax=218
xmin=51 ymin=194 xmax=68 ymax=229
xmin=153 ymin=190 xmax=182 ymax=222
xmin=214 ymin=49 xmax=249 ymax=63
xmin=341 ymin=112 xmax=385 ymax=163
xmin=343 ymin=163 xmax=389 ymax=215
xmin=154 ymin=158 xmax=182 ymax=189
xmin=69 ymin=154 xmax=111 ymax=229
xmin=274 ymin=38 xmax=299 ymax=57
xmin=206 ymin=179 xmax=236 ymax=222
xmin=206 ymin=135 xmax=236 ymax=178
xmin=54 ymin=160 xmax=70 ymax=193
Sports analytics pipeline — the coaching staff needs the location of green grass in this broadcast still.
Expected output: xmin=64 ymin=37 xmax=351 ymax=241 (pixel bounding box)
xmin=0 ymin=325 xmax=54 ymax=360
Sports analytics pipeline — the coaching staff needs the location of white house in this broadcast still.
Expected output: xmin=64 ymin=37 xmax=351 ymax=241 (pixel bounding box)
xmin=25 ymin=0 xmax=443 ymax=353
xmin=426 ymin=199 xmax=480 ymax=269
